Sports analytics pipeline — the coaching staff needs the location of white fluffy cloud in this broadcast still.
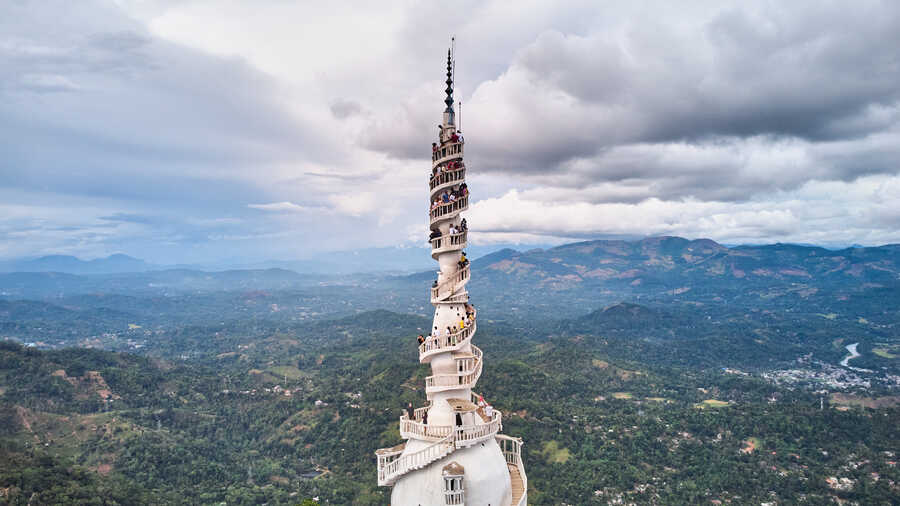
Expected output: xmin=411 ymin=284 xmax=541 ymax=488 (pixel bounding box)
xmin=2 ymin=0 xmax=899 ymax=263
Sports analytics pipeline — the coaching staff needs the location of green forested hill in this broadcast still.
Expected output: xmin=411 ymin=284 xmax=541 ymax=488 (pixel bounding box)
xmin=2 ymin=307 xmax=899 ymax=505
xmin=1 ymin=238 xmax=899 ymax=504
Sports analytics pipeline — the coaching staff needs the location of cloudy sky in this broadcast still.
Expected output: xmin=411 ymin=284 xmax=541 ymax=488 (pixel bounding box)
xmin=2 ymin=0 xmax=900 ymax=264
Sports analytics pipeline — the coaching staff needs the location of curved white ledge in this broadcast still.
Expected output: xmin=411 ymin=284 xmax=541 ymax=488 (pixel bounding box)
xmin=424 ymin=345 xmax=482 ymax=393
xmin=419 ymin=317 xmax=475 ymax=363
xmin=431 ymin=141 xmax=464 ymax=168
xmin=399 ymin=408 xmax=501 ymax=444
xmin=430 ymin=231 xmax=467 ymax=259
xmin=430 ymin=166 xmax=465 ymax=193
xmin=430 ymin=264 xmax=470 ymax=302
xmin=429 ymin=196 xmax=468 ymax=226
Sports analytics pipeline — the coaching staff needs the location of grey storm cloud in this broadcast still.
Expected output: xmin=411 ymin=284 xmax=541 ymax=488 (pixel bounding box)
xmin=0 ymin=0 xmax=334 ymax=208
xmin=428 ymin=1 xmax=900 ymax=204
xmin=3 ymin=0 xmax=900 ymax=263
xmin=360 ymin=1 xmax=900 ymax=202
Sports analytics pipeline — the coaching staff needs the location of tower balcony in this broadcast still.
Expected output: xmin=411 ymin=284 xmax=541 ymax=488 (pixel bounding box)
xmin=419 ymin=314 xmax=475 ymax=363
xmin=399 ymin=405 xmax=501 ymax=444
xmin=429 ymin=196 xmax=468 ymax=226
xmin=435 ymin=293 xmax=469 ymax=304
xmin=424 ymin=345 xmax=482 ymax=393
xmin=431 ymin=141 xmax=464 ymax=167
xmin=377 ymin=395 xmax=503 ymax=486
xmin=430 ymin=264 xmax=470 ymax=303
xmin=430 ymin=165 xmax=465 ymax=194
xmin=430 ymin=230 xmax=467 ymax=259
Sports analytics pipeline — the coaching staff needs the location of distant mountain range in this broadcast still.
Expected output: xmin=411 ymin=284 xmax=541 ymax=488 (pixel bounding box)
xmin=0 ymin=242 xmax=543 ymax=276
xmin=2 ymin=237 xmax=898 ymax=303
xmin=0 ymin=254 xmax=153 ymax=275
xmin=469 ymin=236 xmax=900 ymax=292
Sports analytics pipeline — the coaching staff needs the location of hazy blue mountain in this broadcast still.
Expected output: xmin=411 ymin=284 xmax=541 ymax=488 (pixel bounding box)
xmin=3 ymin=237 xmax=899 ymax=305
xmin=470 ymin=236 xmax=900 ymax=291
xmin=0 ymin=254 xmax=150 ymax=275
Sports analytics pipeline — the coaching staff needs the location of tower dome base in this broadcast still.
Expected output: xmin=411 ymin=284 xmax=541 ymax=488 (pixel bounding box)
xmin=391 ymin=437 xmax=512 ymax=506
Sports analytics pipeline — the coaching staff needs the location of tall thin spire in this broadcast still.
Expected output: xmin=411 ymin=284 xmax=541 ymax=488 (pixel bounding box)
xmin=444 ymin=47 xmax=454 ymax=112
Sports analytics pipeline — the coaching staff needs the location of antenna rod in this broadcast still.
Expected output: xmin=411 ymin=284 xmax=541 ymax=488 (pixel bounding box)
xmin=451 ymin=36 xmax=456 ymax=88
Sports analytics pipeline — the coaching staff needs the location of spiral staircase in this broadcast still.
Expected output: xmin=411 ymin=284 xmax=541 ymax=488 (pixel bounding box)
xmin=374 ymin=46 xmax=526 ymax=506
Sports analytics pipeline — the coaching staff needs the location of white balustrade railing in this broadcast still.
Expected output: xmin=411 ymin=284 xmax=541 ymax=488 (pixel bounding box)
xmin=432 ymin=141 xmax=464 ymax=165
xmin=497 ymin=434 xmax=527 ymax=506
xmin=419 ymin=318 xmax=475 ymax=361
xmin=377 ymin=432 xmax=455 ymax=486
xmin=431 ymin=263 xmax=470 ymax=301
xmin=453 ymin=410 xmax=502 ymax=448
xmin=425 ymin=345 xmax=482 ymax=391
xmin=430 ymin=165 xmax=465 ymax=191
xmin=438 ymin=293 xmax=470 ymax=304
xmin=444 ymin=490 xmax=465 ymax=505
xmin=384 ymin=412 xmax=502 ymax=486
xmin=430 ymin=196 xmax=468 ymax=225
xmin=399 ymin=413 xmax=454 ymax=440
xmin=400 ymin=402 xmax=501 ymax=443
xmin=430 ymin=230 xmax=467 ymax=254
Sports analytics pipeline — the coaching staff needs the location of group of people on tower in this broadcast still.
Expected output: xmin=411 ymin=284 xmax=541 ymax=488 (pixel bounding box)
xmin=431 ymin=160 xmax=464 ymax=180
xmin=415 ymin=303 xmax=476 ymax=348
xmin=433 ymin=129 xmax=463 ymax=148
xmin=430 ymin=184 xmax=468 ymax=212
xmin=429 ymin=218 xmax=467 ymax=242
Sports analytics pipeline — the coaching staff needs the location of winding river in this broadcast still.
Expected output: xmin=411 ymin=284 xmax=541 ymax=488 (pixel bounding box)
xmin=839 ymin=342 xmax=861 ymax=367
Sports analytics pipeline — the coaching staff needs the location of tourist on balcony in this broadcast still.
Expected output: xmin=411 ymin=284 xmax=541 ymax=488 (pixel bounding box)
xmin=422 ymin=410 xmax=428 ymax=425
xmin=460 ymin=218 xmax=467 ymax=231
xmin=432 ymin=142 xmax=438 ymax=152
xmin=485 ymin=404 xmax=494 ymax=418
xmin=458 ymin=131 xmax=464 ymax=143
xmin=458 ymin=252 xmax=468 ymax=268
xmin=406 ymin=403 xmax=415 ymax=420
xmin=417 ymin=334 xmax=425 ymax=346
xmin=450 ymin=132 xmax=459 ymax=143
xmin=441 ymin=191 xmax=450 ymax=204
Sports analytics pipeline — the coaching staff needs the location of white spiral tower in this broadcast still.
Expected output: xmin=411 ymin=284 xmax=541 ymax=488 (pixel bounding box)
xmin=375 ymin=46 xmax=527 ymax=506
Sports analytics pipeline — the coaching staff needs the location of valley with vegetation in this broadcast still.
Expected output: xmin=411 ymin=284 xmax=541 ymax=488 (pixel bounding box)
xmin=2 ymin=237 xmax=899 ymax=504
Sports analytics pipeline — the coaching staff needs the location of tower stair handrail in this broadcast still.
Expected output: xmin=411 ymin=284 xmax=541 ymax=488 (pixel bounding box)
xmin=431 ymin=264 xmax=470 ymax=301
xmin=429 ymin=196 xmax=468 ymax=226
xmin=377 ymin=432 xmax=455 ymax=486
xmin=399 ymin=408 xmax=501 ymax=443
xmin=424 ymin=345 xmax=482 ymax=392
xmin=430 ymin=165 xmax=466 ymax=191
xmin=430 ymin=230 xmax=467 ymax=253
xmin=419 ymin=316 xmax=475 ymax=362
xmin=496 ymin=434 xmax=527 ymax=506
xmin=431 ymin=141 xmax=464 ymax=166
